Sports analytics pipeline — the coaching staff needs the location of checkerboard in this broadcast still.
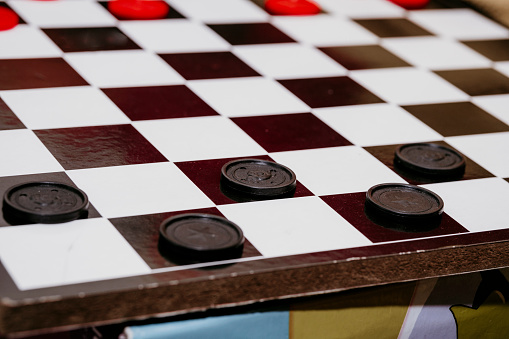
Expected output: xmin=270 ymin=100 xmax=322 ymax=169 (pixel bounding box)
xmin=1 ymin=0 xmax=509 ymax=335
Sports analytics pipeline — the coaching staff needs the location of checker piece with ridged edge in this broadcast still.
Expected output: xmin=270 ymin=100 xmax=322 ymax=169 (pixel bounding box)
xmin=221 ymin=159 xmax=297 ymax=198
xmin=365 ymin=183 xmax=444 ymax=231
xmin=159 ymin=214 xmax=245 ymax=262
xmin=394 ymin=143 xmax=466 ymax=179
xmin=3 ymin=182 xmax=89 ymax=224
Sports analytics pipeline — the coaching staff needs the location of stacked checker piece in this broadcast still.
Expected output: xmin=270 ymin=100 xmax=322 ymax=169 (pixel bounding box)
xmin=0 ymin=0 xmax=509 ymax=336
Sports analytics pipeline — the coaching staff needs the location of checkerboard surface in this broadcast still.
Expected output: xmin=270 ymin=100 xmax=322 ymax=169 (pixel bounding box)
xmin=1 ymin=0 xmax=509 ymax=335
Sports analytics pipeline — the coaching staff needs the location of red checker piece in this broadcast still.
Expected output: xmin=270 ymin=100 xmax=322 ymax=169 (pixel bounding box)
xmin=0 ymin=7 xmax=19 ymax=31
xmin=388 ymin=0 xmax=430 ymax=9
xmin=265 ymin=0 xmax=321 ymax=16
xmin=108 ymin=0 xmax=170 ymax=20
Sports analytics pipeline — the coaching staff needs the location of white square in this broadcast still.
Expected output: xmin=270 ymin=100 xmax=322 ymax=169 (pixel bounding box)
xmin=133 ymin=116 xmax=266 ymax=162
xmin=1 ymin=86 xmax=130 ymax=130
xmin=170 ymin=0 xmax=268 ymax=23
xmin=409 ymin=9 xmax=509 ymax=40
xmin=8 ymin=0 xmax=116 ymax=28
xmin=119 ymin=20 xmax=230 ymax=53
xmin=67 ymin=163 xmax=214 ymax=218
xmin=0 ymin=129 xmax=63 ymax=177
xmin=472 ymin=94 xmax=509 ymax=126
xmin=0 ymin=25 xmax=61 ymax=59
xmin=233 ymin=43 xmax=347 ymax=79
xmin=316 ymin=0 xmax=405 ymax=18
xmin=350 ymin=68 xmax=469 ymax=105
xmin=422 ymin=178 xmax=509 ymax=232
xmin=218 ymin=196 xmax=372 ymax=258
xmin=382 ymin=36 xmax=492 ymax=70
xmin=271 ymin=146 xmax=406 ymax=196
xmin=64 ymin=50 xmax=184 ymax=88
xmin=0 ymin=218 xmax=151 ymax=290
xmin=313 ymin=104 xmax=442 ymax=146
xmin=445 ymin=132 xmax=509 ymax=178
xmin=187 ymin=77 xmax=309 ymax=117
xmin=272 ymin=15 xmax=378 ymax=46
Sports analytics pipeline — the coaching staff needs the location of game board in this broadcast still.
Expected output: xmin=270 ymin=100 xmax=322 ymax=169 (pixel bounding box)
xmin=1 ymin=0 xmax=509 ymax=336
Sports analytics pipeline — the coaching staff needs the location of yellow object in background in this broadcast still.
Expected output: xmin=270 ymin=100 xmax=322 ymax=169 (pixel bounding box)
xmin=451 ymin=291 xmax=509 ymax=339
xmin=289 ymin=282 xmax=416 ymax=339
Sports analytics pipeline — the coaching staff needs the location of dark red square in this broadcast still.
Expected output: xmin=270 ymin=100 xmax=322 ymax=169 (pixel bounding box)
xmin=321 ymin=192 xmax=468 ymax=243
xmin=462 ymin=39 xmax=509 ymax=61
xmin=249 ymin=0 xmax=327 ymax=14
xmin=363 ymin=141 xmax=495 ymax=185
xmin=425 ymin=0 xmax=468 ymax=8
xmin=319 ymin=45 xmax=411 ymax=70
xmin=43 ymin=27 xmax=140 ymax=52
xmin=35 ymin=124 xmax=167 ymax=170
xmin=109 ymin=207 xmax=262 ymax=269
xmin=354 ymin=18 xmax=433 ymax=38
xmin=208 ymin=23 xmax=295 ymax=45
xmin=278 ymin=77 xmax=383 ymax=108
xmin=159 ymin=52 xmax=260 ymax=80
xmin=0 ymin=58 xmax=88 ymax=90
xmin=435 ymin=68 xmax=509 ymax=96
xmin=402 ymin=102 xmax=509 ymax=136
xmin=102 ymin=85 xmax=218 ymax=121
xmin=175 ymin=156 xmax=313 ymax=205
xmin=231 ymin=113 xmax=351 ymax=152
xmin=0 ymin=99 xmax=25 ymax=130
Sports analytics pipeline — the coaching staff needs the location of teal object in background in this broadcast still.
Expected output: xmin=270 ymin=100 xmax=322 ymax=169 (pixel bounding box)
xmin=122 ymin=311 xmax=289 ymax=339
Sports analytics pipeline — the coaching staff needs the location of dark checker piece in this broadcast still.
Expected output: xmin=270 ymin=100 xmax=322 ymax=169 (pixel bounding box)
xmin=365 ymin=183 xmax=444 ymax=232
xmin=221 ymin=159 xmax=297 ymax=197
xmin=3 ymin=182 xmax=89 ymax=224
xmin=159 ymin=214 xmax=244 ymax=261
xmin=394 ymin=143 xmax=466 ymax=179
